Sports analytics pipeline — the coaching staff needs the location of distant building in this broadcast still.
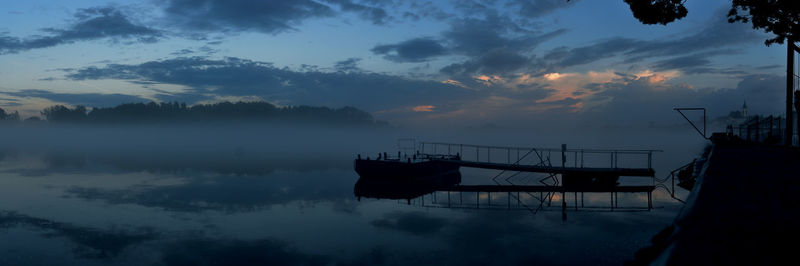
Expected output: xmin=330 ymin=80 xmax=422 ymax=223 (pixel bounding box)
xmin=742 ymin=101 xmax=748 ymax=118
xmin=725 ymin=100 xmax=749 ymax=125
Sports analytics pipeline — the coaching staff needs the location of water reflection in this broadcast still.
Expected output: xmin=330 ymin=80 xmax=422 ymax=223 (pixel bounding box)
xmin=0 ymin=211 xmax=158 ymax=259
xmin=0 ymin=150 xmax=685 ymax=265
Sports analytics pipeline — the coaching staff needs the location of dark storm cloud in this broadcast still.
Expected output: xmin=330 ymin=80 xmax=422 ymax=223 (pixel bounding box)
xmin=64 ymin=57 xmax=473 ymax=111
xmin=161 ymin=0 xmax=335 ymax=35
xmin=371 ymin=38 xmax=448 ymax=62
xmin=2 ymin=89 xmax=149 ymax=107
xmin=0 ymin=7 xmax=161 ymax=54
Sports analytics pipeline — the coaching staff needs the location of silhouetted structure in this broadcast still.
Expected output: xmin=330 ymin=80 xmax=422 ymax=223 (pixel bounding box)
xmin=354 ymin=141 xmax=662 ymax=216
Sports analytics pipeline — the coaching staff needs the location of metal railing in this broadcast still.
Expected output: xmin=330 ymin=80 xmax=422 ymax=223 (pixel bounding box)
xmin=654 ymin=160 xmax=696 ymax=204
xmin=728 ymin=115 xmax=784 ymax=144
xmin=418 ymin=142 xmax=661 ymax=169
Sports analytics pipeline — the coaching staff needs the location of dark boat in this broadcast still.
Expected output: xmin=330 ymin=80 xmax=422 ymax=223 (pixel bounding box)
xmin=353 ymin=154 xmax=460 ymax=180
xmin=353 ymin=172 xmax=461 ymax=200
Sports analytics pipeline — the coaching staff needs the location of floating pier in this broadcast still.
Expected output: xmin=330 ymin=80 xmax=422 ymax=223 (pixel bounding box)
xmin=354 ymin=141 xmax=662 ymax=213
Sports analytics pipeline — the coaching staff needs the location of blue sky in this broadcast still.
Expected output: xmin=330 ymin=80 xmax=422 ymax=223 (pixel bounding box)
xmin=0 ymin=0 xmax=788 ymax=127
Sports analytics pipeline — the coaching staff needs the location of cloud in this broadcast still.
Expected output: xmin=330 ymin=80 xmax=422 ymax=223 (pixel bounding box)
xmin=0 ymin=211 xmax=158 ymax=259
xmin=412 ymin=105 xmax=435 ymax=112
xmin=63 ymin=57 xmax=474 ymax=113
xmin=580 ymin=73 xmax=784 ymax=126
xmin=0 ymin=7 xmax=161 ymax=54
xmin=161 ymin=0 xmax=335 ymax=35
xmin=444 ymin=16 xmax=564 ymax=56
xmin=371 ymin=12 xmax=566 ymax=73
xmin=371 ymin=211 xmax=449 ymax=236
xmin=440 ymin=48 xmax=532 ymax=76
xmin=334 ymin=57 xmax=362 ymax=72
xmin=371 ymin=38 xmax=448 ymax=63
xmin=542 ymin=8 xmax=765 ymax=71
xmin=323 ymin=0 xmax=391 ymax=25
xmin=2 ymin=89 xmax=150 ymax=107
xmin=160 ymin=238 xmax=328 ymax=266
xmin=508 ymin=0 xmax=581 ymax=17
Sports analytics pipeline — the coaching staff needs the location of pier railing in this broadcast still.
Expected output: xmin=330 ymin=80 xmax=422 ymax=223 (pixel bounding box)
xmin=418 ymin=142 xmax=661 ymax=169
xmin=728 ymin=115 xmax=784 ymax=144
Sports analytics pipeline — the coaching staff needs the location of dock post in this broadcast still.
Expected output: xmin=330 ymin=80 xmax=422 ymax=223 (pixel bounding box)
xmin=574 ymin=192 xmax=578 ymax=211
xmin=508 ymin=192 xmax=511 ymax=209
xmin=755 ymin=117 xmax=760 ymax=142
xmin=648 ymin=191 xmax=652 ymax=210
xmin=448 ymin=191 xmax=451 ymax=207
xmin=581 ymin=192 xmax=584 ymax=207
xmin=611 ymin=192 xmax=614 ymax=211
xmin=561 ymin=192 xmax=567 ymax=221
xmin=561 ymin=144 xmax=566 ymax=168
xmin=786 ymin=41 xmax=794 ymax=146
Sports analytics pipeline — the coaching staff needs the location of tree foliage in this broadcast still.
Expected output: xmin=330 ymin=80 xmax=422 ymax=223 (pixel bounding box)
xmin=728 ymin=0 xmax=800 ymax=45
xmin=624 ymin=0 xmax=688 ymax=25
xmin=37 ymin=101 xmax=384 ymax=126
xmin=0 ymin=107 xmax=20 ymax=122
xmin=623 ymin=0 xmax=800 ymax=45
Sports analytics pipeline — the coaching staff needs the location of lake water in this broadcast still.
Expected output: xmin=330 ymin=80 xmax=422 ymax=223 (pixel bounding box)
xmin=0 ymin=125 xmax=705 ymax=265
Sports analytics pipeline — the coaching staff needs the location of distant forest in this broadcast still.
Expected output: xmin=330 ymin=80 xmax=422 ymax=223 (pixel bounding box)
xmin=0 ymin=101 xmax=386 ymax=126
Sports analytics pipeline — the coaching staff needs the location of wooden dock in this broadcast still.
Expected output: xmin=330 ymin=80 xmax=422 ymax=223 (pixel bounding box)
xmin=434 ymin=159 xmax=655 ymax=177
xmin=438 ymin=184 xmax=655 ymax=193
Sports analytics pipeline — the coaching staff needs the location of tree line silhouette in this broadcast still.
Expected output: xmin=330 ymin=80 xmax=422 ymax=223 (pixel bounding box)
xmin=1 ymin=101 xmax=386 ymax=126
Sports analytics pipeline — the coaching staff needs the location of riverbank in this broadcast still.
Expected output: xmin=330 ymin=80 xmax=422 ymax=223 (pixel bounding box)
xmin=632 ymin=141 xmax=800 ymax=265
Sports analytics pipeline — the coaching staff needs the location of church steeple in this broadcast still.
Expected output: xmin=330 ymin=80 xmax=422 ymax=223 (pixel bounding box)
xmin=742 ymin=100 xmax=748 ymax=118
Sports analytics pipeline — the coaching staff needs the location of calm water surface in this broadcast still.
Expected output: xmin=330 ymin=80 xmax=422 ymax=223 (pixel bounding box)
xmin=0 ymin=126 xmax=701 ymax=265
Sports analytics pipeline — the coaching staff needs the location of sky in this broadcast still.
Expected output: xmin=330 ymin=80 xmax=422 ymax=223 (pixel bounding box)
xmin=0 ymin=0 xmax=789 ymax=127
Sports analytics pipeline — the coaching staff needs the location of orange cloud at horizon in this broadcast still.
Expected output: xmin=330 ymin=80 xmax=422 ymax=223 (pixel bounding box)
xmin=412 ymin=105 xmax=435 ymax=112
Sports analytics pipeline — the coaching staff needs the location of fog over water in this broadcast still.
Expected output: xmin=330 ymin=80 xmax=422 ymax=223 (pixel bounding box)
xmin=0 ymin=123 xmax=706 ymax=265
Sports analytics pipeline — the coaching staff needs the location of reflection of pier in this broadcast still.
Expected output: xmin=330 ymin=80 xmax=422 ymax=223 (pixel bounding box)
xmin=355 ymin=177 xmax=656 ymax=214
